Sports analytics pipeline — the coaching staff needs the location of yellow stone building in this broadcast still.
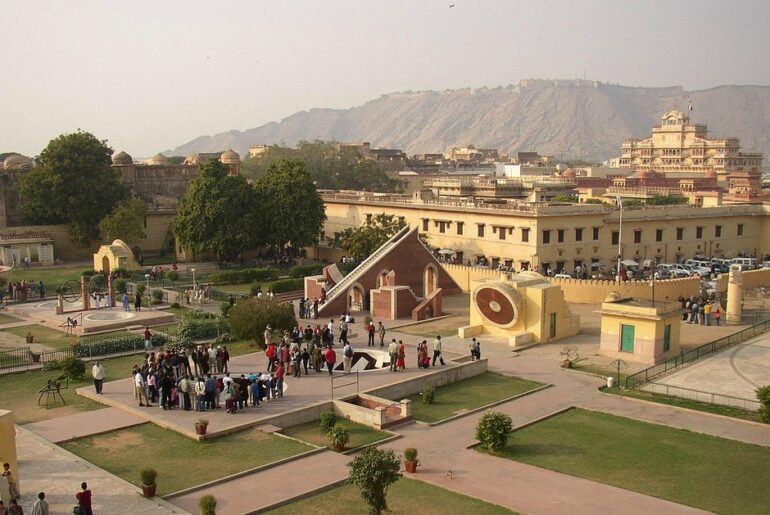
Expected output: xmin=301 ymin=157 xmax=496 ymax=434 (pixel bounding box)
xmin=617 ymin=110 xmax=763 ymax=181
xmin=320 ymin=192 xmax=770 ymax=275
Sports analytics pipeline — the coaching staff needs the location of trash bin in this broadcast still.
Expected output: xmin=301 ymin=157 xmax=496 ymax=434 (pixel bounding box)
xmin=606 ymin=376 xmax=615 ymax=388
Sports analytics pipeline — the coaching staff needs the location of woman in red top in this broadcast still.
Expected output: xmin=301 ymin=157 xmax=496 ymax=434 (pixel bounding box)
xmin=274 ymin=362 xmax=285 ymax=398
xmin=324 ymin=346 xmax=336 ymax=375
xmin=76 ymin=482 xmax=93 ymax=515
xmin=397 ymin=341 xmax=406 ymax=371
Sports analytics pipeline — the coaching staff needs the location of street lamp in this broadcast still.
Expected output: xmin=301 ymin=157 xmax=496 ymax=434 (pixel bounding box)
xmin=616 ymin=195 xmax=623 ymax=283
xmin=144 ymin=273 xmax=151 ymax=310
xmin=191 ymin=268 xmax=197 ymax=291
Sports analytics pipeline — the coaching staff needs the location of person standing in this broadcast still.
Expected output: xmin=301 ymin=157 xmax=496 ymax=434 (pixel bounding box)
xmin=342 ymin=341 xmax=354 ymax=374
xmin=388 ymin=339 xmax=399 ymax=372
xmin=75 ymin=482 xmax=93 ymax=515
xmin=714 ymin=304 xmax=722 ymax=326
xmin=134 ymin=370 xmax=149 ymax=407
xmin=8 ymin=499 xmax=22 ymax=514
xmin=432 ymin=335 xmax=445 ymax=366
xmin=134 ymin=292 xmax=142 ymax=312
xmin=324 ymin=345 xmax=337 ymax=375
xmin=274 ymin=362 xmax=285 ymax=398
xmin=2 ymin=463 xmax=19 ymax=500
xmin=378 ymin=322 xmax=386 ymax=348
xmin=195 ymin=377 xmax=206 ymax=412
xmin=91 ymin=362 xmax=105 ymax=394
xmin=143 ymin=327 xmax=152 ymax=350
xmin=366 ymin=321 xmax=375 ymax=347
xmin=31 ymin=493 xmax=48 ymax=515
xmin=703 ymin=301 xmax=712 ymax=326
xmin=263 ymin=325 xmax=273 ymax=348
xmin=121 ymin=291 xmax=130 ymax=311
xmin=397 ymin=340 xmax=406 ymax=371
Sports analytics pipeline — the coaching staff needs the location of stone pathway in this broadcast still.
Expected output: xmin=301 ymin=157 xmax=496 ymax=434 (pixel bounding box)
xmin=24 ymin=407 xmax=146 ymax=443
xmin=15 ymin=425 xmax=188 ymax=514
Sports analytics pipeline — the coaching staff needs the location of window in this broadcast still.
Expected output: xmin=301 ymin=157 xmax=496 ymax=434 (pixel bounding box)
xmin=557 ymin=229 xmax=565 ymax=243
xmin=634 ymin=230 xmax=642 ymax=244
xmin=521 ymin=228 xmax=530 ymax=242
xmin=656 ymin=229 xmax=663 ymax=242
xmin=676 ymin=227 xmax=684 ymax=240
xmin=575 ymin=228 xmax=583 ymax=242
xmin=737 ymin=223 xmax=744 ymax=236
xmin=543 ymin=230 xmax=551 ymax=244
xmin=498 ymin=227 xmax=506 ymax=240
xmin=422 ymin=219 xmax=429 ymax=231
xmin=477 ymin=224 xmax=485 ymax=238
xmin=457 ymin=222 xmax=464 ymax=235
xmin=593 ymin=227 xmax=600 ymax=240
xmin=715 ymin=225 xmax=722 ymax=238
xmin=611 ymin=231 xmax=619 ymax=245
xmin=365 ymin=213 xmax=372 ymax=223
xmin=438 ymin=221 xmax=446 ymax=234
xmin=696 ymin=226 xmax=703 ymax=239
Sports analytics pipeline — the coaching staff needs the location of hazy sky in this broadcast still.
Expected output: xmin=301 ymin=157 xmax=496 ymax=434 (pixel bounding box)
xmin=3 ymin=0 xmax=769 ymax=157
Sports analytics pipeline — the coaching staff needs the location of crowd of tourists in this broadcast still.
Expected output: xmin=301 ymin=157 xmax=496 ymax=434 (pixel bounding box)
xmin=0 ymin=483 xmax=94 ymax=515
xmin=1 ymin=280 xmax=45 ymax=304
xmin=677 ymin=296 xmax=722 ymax=325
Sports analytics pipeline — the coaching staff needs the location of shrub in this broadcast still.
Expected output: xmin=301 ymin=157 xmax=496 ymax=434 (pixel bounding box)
xmin=72 ymin=333 xmax=169 ymax=357
xmin=328 ymin=423 xmax=349 ymax=451
xmin=229 ymin=298 xmax=297 ymax=341
xmin=475 ymin=411 xmax=514 ymax=451
xmin=220 ymin=302 xmax=233 ymax=317
xmin=140 ymin=468 xmax=158 ymax=485
xmin=178 ymin=317 xmax=230 ymax=341
xmin=199 ymin=494 xmax=217 ymax=515
xmin=171 ymin=301 xmax=180 ymax=309
xmin=288 ymin=264 xmax=323 ymax=278
xmin=215 ymin=332 xmax=235 ymax=345
xmin=364 ymin=315 xmax=372 ymax=325
xmin=252 ymin=268 xmax=279 ymax=282
xmin=42 ymin=359 xmax=62 ymax=371
xmin=136 ymin=284 xmax=146 ymax=296
xmin=270 ymin=278 xmax=304 ymax=294
xmin=347 ymin=447 xmax=402 ymax=515
xmin=152 ymin=289 xmax=164 ymax=304
xmin=61 ymin=356 xmax=86 ymax=380
xmin=757 ymin=385 xmax=770 ymax=423
xmin=319 ymin=411 xmax=337 ymax=435
xmin=422 ymin=386 xmax=435 ymax=405
xmin=403 ymin=448 xmax=418 ymax=463
xmin=114 ymin=278 xmax=128 ymax=294
xmin=165 ymin=270 xmax=179 ymax=281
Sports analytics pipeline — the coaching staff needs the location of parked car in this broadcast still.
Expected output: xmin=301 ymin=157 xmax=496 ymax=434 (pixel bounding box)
xmin=658 ymin=264 xmax=690 ymax=278
xmin=731 ymin=257 xmax=757 ymax=270
xmin=684 ymin=260 xmax=712 ymax=277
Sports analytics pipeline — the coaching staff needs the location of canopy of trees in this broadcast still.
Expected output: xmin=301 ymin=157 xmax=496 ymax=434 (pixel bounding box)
xmin=98 ymin=197 xmax=147 ymax=247
xmin=241 ymin=141 xmax=404 ymax=192
xmin=20 ymin=131 xmax=127 ymax=246
xmin=338 ymin=214 xmax=406 ymax=260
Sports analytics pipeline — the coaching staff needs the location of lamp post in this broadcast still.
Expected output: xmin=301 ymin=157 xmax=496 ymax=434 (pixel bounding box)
xmin=616 ymin=195 xmax=623 ymax=283
xmin=144 ymin=273 xmax=150 ymax=310
xmin=191 ymin=268 xmax=197 ymax=291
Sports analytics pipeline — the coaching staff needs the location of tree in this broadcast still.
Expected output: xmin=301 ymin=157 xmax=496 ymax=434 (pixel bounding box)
xmin=646 ymin=194 xmax=688 ymax=205
xmin=347 ymin=446 xmax=402 ymax=515
xmin=338 ymin=214 xmax=407 ymax=260
xmin=255 ymin=159 xmax=326 ymax=253
xmin=757 ymin=385 xmax=770 ymax=423
xmin=173 ymin=159 xmax=262 ymax=260
xmin=20 ymin=131 xmax=127 ymax=246
xmin=475 ymin=411 xmax=514 ymax=451
xmin=98 ymin=197 xmax=147 ymax=247
xmin=551 ymin=194 xmax=578 ymax=203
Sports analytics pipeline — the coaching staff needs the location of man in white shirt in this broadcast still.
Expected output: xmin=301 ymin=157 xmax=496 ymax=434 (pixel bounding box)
xmin=92 ymin=361 xmax=105 ymax=394
xmin=432 ymin=335 xmax=445 ymax=366
xmin=387 ymin=339 xmax=399 ymax=372
xmin=222 ymin=372 xmax=234 ymax=388
xmin=134 ymin=371 xmax=149 ymax=407
xmin=342 ymin=342 xmax=354 ymax=373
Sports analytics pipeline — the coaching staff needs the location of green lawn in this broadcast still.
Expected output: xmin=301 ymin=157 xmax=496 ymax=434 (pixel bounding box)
xmin=264 ymin=477 xmax=514 ymax=515
xmin=280 ymin=418 xmax=391 ymax=451
xmin=0 ymin=354 xmax=142 ymax=424
xmin=401 ymin=373 xmax=544 ymax=423
xmin=601 ymin=386 xmax=761 ymax=423
xmin=63 ymin=423 xmax=312 ymax=496
xmin=6 ymin=324 xmax=77 ymax=350
xmin=0 ymin=312 xmax=21 ymax=324
xmin=484 ymin=408 xmax=770 ymax=514
xmin=7 ymin=266 xmax=92 ymax=289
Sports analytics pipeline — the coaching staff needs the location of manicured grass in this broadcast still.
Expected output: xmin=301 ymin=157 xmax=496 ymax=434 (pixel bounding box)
xmin=601 ymin=386 xmax=761 ymax=423
xmin=0 ymin=354 xmax=143 ymax=424
xmin=281 ymin=418 xmax=391 ymax=451
xmin=402 ymin=372 xmax=544 ymax=423
xmin=63 ymin=423 xmax=312 ymax=496
xmin=264 ymin=477 xmax=514 ymax=515
xmin=6 ymin=324 xmax=77 ymax=350
xmin=0 ymin=313 xmax=21 ymax=324
xmin=484 ymin=408 xmax=770 ymax=514
xmin=8 ymin=266 xmax=92 ymax=288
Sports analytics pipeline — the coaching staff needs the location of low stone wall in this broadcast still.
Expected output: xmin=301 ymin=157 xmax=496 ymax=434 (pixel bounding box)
xmin=548 ymin=276 xmax=700 ymax=304
xmin=715 ymin=267 xmax=770 ymax=293
xmin=367 ymin=358 xmax=488 ymax=400
xmin=441 ymin=263 xmax=503 ymax=292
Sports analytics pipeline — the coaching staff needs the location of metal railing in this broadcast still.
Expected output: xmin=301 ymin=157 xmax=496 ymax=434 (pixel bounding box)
xmin=641 ymin=382 xmax=760 ymax=412
xmin=625 ymin=317 xmax=770 ymax=388
xmin=330 ymin=371 xmax=359 ymax=400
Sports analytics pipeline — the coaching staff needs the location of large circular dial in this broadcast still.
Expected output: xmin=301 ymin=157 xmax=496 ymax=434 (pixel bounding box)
xmin=473 ymin=282 xmax=523 ymax=328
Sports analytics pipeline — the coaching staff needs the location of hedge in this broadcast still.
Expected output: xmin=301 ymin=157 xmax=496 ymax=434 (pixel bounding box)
xmin=229 ymin=298 xmax=297 ymax=341
xmin=270 ymin=278 xmax=304 ymax=294
xmin=178 ymin=317 xmax=230 ymax=341
xmin=72 ymin=333 xmax=170 ymax=358
xmin=288 ymin=264 xmax=324 ymax=278
xmin=207 ymin=267 xmax=280 ymax=285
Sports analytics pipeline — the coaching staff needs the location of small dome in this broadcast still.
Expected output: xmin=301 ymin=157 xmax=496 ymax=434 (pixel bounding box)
xmin=3 ymin=154 xmax=33 ymax=170
xmin=220 ymin=149 xmax=240 ymax=163
xmin=147 ymin=153 xmax=169 ymax=165
xmin=562 ymin=168 xmax=576 ymax=178
xmin=112 ymin=151 xmax=133 ymax=165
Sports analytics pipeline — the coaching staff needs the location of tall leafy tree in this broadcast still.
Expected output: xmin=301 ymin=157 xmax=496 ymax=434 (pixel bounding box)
xmin=255 ymin=159 xmax=326 ymax=253
xmin=98 ymin=197 xmax=148 ymax=247
xmin=20 ymin=131 xmax=127 ymax=246
xmin=338 ymin=214 xmax=407 ymax=260
xmin=347 ymin=447 xmax=402 ymax=515
xmin=173 ymin=159 xmax=262 ymax=260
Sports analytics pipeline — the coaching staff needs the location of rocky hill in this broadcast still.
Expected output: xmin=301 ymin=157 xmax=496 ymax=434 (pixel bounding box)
xmin=165 ymin=80 xmax=770 ymax=163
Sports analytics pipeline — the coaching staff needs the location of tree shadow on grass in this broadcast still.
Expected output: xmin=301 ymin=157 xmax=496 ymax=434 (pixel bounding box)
xmin=497 ymin=442 xmax=582 ymax=459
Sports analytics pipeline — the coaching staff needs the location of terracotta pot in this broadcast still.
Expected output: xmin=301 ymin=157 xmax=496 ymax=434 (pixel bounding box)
xmin=405 ymin=461 xmax=418 ymax=473
xmin=142 ymin=483 xmax=157 ymax=498
xmin=195 ymin=423 xmax=208 ymax=436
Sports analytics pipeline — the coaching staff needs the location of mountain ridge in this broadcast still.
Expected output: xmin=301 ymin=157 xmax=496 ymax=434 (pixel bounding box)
xmin=164 ymin=80 xmax=770 ymax=163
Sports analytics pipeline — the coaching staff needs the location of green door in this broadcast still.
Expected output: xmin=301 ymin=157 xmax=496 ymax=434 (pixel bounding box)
xmin=550 ymin=313 xmax=557 ymax=338
xmin=620 ymin=324 xmax=635 ymax=353
xmin=664 ymin=324 xmax=671 ymax=352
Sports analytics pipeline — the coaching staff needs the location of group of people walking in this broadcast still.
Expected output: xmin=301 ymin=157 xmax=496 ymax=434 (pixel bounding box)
xmin=678 ymin=296 xmax=722 ymax=325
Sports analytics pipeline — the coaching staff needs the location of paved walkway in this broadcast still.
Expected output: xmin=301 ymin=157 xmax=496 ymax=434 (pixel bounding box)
xmin=15 ymin=425 xmax=188 ymax=514
xmin=24 ymin=407 xmax=146 ymax=443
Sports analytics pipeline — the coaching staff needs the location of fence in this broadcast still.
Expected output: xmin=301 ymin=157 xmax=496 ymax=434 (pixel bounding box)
xmin=641 ymin=382 xmax=760 ymax=412
xmin=625 ymin=317 xmax=770 ymax=388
